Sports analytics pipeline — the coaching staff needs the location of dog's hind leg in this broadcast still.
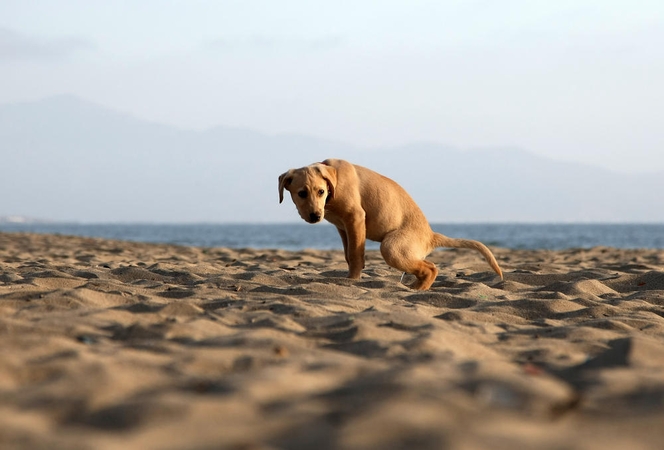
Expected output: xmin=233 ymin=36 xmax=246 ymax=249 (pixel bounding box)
xmin=380 ymin=233 xmax=438 ymax=290
xmin=405 ymin=260 xmax=438 ymax=290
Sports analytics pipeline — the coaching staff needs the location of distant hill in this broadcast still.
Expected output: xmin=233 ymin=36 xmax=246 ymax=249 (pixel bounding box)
xmin=1 ymin=95 xmax=663 ymax=223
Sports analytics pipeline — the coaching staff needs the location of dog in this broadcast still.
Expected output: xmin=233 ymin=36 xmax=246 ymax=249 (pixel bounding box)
xmin=278 ymin=159 xmax=503 ymax=290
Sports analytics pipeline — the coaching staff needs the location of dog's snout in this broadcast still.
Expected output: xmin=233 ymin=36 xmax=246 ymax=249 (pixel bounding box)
xmin=309 ymin=212 xmax=322 ymax=223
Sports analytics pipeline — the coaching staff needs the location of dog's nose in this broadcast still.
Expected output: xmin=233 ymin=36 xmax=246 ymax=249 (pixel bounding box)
xmin=309 ymin=212 xmax=321 ymax=223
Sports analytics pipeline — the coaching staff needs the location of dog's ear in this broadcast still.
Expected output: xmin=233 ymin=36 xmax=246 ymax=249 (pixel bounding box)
xmin=278 ymin=169 xmax=295 ymax=203
xmin=318 ymin=164 xmax=338 ymax=201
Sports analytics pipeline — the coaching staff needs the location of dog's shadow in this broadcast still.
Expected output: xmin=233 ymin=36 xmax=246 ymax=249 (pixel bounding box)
xmin=320 ymin=270 xmax=354 ymax=279
xmin=317 ymin=269 xmax=415 ymax=291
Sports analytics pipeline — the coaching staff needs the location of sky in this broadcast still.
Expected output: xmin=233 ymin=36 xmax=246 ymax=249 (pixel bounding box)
xmin=1 ymin=0 xmax=663 ymax=174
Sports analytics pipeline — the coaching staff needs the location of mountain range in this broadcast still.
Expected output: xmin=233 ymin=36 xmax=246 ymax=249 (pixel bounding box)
xmin=1 ymin=95 xmax=662 ymax=223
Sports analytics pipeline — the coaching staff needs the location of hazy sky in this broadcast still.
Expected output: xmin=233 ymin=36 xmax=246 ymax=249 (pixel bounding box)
xmin=2 ymin=1 xmax=663 ymax=173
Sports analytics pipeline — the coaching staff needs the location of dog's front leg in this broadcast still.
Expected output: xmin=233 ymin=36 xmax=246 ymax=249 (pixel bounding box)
xmin=336 ymin=227 xmax=350 ymax=265
xmin=344 ymin=218 xmax=366 ymax=279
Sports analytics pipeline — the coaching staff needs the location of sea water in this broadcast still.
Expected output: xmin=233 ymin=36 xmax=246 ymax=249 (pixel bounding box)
xmin=1 ymin=223 xmax=662 ymax=250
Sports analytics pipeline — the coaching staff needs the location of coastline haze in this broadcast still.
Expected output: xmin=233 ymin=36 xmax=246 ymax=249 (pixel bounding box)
xmin=1 ymin=96 xmax=663 ymax=224
xmin=1 ymin=1 xmax=663 ymax=175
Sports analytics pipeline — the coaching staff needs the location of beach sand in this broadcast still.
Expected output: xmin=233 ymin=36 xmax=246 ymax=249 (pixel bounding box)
xmin=1 ymin=232 xmax=663 ymax=449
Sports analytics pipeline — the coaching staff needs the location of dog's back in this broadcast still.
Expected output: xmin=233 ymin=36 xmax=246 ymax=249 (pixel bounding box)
xmin=323 ymin=159 xmax=432 ymax=243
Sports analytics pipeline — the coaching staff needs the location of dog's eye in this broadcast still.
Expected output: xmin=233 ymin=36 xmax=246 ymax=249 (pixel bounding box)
xmin=318 ymin=189 xmax=325 ymax=196
xmin=298 ymin=191 xmax=307 ymax=199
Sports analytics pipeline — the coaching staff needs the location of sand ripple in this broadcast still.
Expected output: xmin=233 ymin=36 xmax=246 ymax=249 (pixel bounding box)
xmin=1 ymin=233 xmax=663 ymax=449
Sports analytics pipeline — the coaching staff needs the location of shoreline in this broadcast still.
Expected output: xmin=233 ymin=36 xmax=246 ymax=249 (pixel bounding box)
xmin=1 ymin=223 xmax=664 ymax=252
xmin=1 ymin=232 xmax=663 ymax=449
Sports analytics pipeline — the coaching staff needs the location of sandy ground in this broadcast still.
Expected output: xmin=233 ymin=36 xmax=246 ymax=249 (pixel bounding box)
xmin=1 ymin=232 xmax=664 ymax=449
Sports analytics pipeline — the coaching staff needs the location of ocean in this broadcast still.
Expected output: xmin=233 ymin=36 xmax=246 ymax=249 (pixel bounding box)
xmin=0 ymin=223 xmax=662 ymax=250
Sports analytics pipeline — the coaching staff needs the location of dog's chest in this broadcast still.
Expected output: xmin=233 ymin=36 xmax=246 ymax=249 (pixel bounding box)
xmin=323 ymin=209 xmax=345 ymax=229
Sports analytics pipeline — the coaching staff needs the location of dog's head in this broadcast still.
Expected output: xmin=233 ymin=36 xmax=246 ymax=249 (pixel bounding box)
xmin=278 ymin=163 xmax=337 ymax=224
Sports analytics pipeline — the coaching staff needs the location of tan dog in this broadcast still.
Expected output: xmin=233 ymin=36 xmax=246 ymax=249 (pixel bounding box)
xmin=278 ymin=159 xmax=503 ymax=290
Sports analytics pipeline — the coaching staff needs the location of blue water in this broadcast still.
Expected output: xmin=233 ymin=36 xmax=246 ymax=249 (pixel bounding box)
xmin=0 ymin=223 xmax=662 ymax=250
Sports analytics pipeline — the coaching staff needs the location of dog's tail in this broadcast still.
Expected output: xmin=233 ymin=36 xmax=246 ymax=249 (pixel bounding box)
xmin=432 ymin=233 xmax=503 ymax=280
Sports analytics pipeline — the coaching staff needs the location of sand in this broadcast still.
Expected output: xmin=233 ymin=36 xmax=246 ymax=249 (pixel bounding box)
xmin=1 ymin=232 xmax=663 ymax=450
